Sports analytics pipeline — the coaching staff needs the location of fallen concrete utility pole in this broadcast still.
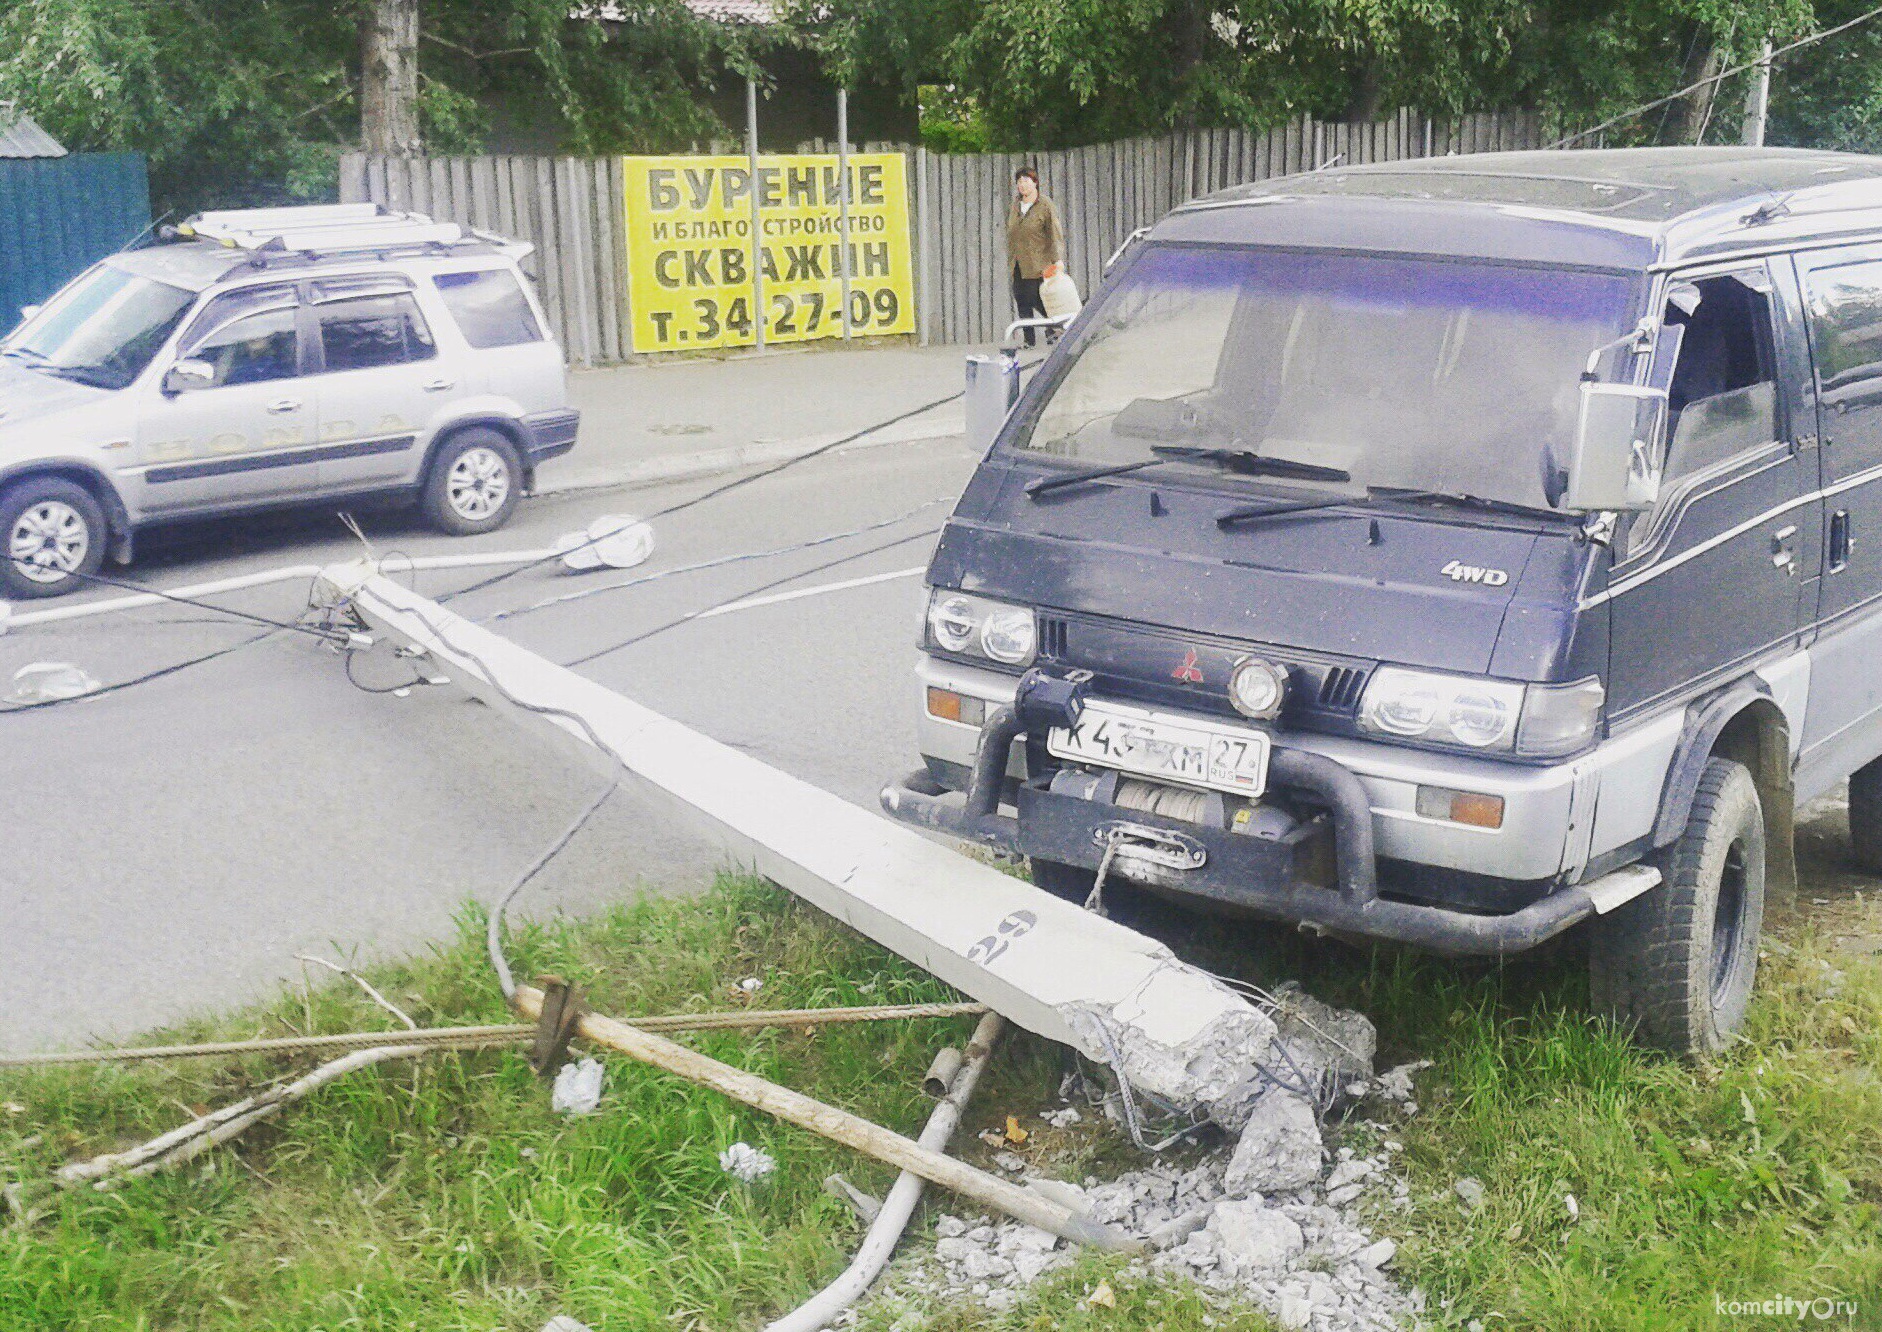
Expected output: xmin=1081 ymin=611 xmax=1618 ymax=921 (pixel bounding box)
xmin=319 ymin=562 xmax=1285 ymax=1130
xmin=511 ymin=984 xmax=1136 ymax=1251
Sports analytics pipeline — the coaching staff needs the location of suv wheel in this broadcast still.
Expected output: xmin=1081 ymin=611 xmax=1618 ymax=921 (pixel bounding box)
xmin=422 ymin=429 xmax=521 ymax=536
xmin=1848 ymin=758 xmax=1882 ymax=874
xmin=0 ymin=478 xmax=106 ymax=600
xmin=1588 ymin=756 xmax=1765 ymax=1057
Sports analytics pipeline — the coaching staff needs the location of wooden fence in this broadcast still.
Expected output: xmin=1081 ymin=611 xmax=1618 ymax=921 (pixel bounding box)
xmin=340 ymin=110 xmax=1545 ymax=362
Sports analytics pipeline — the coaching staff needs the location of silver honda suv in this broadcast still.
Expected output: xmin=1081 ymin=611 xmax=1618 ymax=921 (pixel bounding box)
xmin=0 ymin=204 xmax=579 ymax=598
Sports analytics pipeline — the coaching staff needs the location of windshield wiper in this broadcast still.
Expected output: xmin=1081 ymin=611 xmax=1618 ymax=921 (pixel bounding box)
xmin=1366 ymin=486 xmax=1562 ymax=520
xmin=1216 ymin=486 xmax=1563 ymax=531
xmin=1025 ymin=455 xmax=1175 ymax=498
xmin=1027 ymin=445 xmax=1351 ymax=502
xmin=35 ymin=363 xmax=117 ymax=389
xmin=1149 ymin=445 xmax=1352 ymax=484
xmin=0 ymin=345 xmax=43 ymax=362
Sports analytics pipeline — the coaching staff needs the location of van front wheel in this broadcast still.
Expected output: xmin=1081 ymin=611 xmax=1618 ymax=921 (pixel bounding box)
xmin=1588 ymin=757 xmax=1764 ymax=1057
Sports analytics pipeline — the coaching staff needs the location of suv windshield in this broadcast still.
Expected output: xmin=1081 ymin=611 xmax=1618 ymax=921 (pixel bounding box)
xmin=1011 ymin=244 xmax=1639 ymax=511
xmin=3 ymin=263 xmax=195 ymax=390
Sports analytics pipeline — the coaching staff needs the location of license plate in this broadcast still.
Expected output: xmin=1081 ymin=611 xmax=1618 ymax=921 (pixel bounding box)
xmin=1047 ymin=699 xmax=1270 ymax=797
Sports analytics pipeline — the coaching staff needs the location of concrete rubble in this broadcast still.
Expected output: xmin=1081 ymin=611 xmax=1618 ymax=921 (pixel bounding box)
xmin=869 ymin=992 xmax=1440 ymax=1330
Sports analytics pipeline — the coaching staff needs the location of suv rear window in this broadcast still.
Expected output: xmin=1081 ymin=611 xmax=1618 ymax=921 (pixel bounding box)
xmin=433 ymin=269 xmax=544 ymax=349
xmin=314 ymin=279 xmax=435 ymax=371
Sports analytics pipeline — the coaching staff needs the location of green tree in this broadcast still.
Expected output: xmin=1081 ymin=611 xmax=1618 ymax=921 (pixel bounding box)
xmin=786 ymin=0 xmax=1826 ymax=151
xmin=0 ymin=0 xmax=775 ymax=212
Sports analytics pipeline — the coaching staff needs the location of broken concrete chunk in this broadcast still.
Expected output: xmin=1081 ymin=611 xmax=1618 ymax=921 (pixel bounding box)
xmin=934 ymin=1214 xmax=967 ymax=1239
xmin=1276 ymin=1289 xmax=1314 ymax=1329
xmin=1375 ymin=1059 xmax=1434 ymax=1104
xmin=1146 ymin=1206 xmax=1212 ymax=1249
xmin=1359 ymin=1237 xmax=1397 ymax=1268
xmin=1324 ymin=1158 xmax=1375 ymax=1193
xmin=1454 ymin=1177 xmax=1486 ymax=1210
xmin=1268 ymin=984 xmax=1379 ymax=1099
xmin=1206 ymin=1198 xmax=1305 ymax=1276
xmin=1061 ymin=984 xmax=1280 ymax=1131
xmin=1223 ymin=1093 xmax=1322 ymax=1196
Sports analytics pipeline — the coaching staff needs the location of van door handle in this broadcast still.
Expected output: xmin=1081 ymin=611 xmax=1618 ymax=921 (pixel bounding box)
xmin=1771 ymin=523 xmax=1799 ymax=574
xmin=422 ymin=378 xmax=455 ymax=392
xmin=265 ymin=397 xmax=302 ymax=414
xmin=1830 ymin=510 xmax=1854 ymax=571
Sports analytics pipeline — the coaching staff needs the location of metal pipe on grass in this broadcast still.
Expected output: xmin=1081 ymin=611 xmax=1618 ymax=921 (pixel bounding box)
xmin=764 ymin=1010 xmax=1007 ymax=1332
xmin=510 ymin=984 xmax=1137 ymax=1252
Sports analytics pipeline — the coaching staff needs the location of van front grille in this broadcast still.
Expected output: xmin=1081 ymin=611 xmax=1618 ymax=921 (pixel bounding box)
xmin=1038 ymin=615 xmax=1070 ymax=661
xmin=1318 ymin=665 xmax=1368 ymax=711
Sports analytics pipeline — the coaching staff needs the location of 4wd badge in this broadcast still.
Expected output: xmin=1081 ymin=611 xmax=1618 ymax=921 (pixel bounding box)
xmin=1441 ymin=559 xmax=1510 ymax=586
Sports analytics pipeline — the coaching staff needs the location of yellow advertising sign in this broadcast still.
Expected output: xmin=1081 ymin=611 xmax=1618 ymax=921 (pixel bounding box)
xmin=621 ymin=153 xmax=915 ymax=354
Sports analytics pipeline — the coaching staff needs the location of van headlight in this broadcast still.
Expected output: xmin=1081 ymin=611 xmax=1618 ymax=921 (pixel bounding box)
xmin=926 ymin=590 xmax=1036 ymax=667
xmin=1359 ymin=668 xmax=1603 ymax=757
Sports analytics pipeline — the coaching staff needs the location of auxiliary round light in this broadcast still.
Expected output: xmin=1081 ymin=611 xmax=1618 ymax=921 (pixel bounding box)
xmin=1228 ymin=656 xmax=1289 ymax=720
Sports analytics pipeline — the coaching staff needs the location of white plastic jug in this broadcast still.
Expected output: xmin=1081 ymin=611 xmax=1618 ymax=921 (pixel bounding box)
xmin=1041 ymin=270 xmax=1082 ymax=321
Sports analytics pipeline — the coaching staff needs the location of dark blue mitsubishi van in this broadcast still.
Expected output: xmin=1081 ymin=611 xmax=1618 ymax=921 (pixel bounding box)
xmin=884 ymin=147 xmax=1882 ymax=1056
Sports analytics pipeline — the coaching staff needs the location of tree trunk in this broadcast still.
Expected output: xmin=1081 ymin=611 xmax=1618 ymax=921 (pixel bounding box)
xmin=1666 ymin=31 xmax=1724 ymax=145
xmin=361 ymin=0 xmax=421 ymax=155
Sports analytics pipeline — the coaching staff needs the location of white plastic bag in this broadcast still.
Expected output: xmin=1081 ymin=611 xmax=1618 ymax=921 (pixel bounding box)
xmin=551 ymin=1057 xmax=606 ymax=1115
xmin=1041 ymin=270 xmax=1082 ymax=321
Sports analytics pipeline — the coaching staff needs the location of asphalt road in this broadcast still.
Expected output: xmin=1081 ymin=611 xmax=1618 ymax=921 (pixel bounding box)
xmin=0 ymin=436 xmax=978 ymax=1050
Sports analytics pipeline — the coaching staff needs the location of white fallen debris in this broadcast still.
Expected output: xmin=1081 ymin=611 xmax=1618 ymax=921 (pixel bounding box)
xmin=719 ymin=1141 xmax=777 ymax=1184
xmin=883 ymin=1142 xmax=1424 ymax=1330
xmin=551 ymin=1058 xmax=605 ymax=1116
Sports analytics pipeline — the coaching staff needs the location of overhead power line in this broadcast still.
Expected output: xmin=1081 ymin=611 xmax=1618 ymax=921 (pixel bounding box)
xmin=1551 ymin=3 xmax=1882 ymax=149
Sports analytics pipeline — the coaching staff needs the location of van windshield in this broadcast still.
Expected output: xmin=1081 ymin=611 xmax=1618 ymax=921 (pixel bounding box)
xmin=2 ymin=263 xmax=195 ymax=390
xmin=1011 ymin=245 xmax=1638 ymax=511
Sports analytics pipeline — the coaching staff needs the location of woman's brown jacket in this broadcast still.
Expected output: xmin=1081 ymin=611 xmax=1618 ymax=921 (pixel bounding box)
xmin=1006 ymin=194 xmax=1064 ymax=279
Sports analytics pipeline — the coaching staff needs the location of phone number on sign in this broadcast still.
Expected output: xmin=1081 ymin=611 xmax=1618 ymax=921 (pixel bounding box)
xmin=645 ymin=287 xmax=903 ymax=346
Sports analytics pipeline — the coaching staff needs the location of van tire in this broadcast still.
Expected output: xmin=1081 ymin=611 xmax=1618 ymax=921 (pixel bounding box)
xmin=1848 ymin=758 xmax=1882 ymax=874
xmin=422 ymin=429 xmax=522 ymax=536
xmin=1030 ymin=858 xmax=1097 ymax=904
xmin=1588 ymin=757 xmax=1764 ymax=1057
xmin=0 ymin=477 xmax=107 ymax=600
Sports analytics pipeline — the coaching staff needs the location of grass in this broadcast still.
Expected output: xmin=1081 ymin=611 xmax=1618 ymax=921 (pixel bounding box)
xmin=2 ymin=805 xmax=1879 ymax=1331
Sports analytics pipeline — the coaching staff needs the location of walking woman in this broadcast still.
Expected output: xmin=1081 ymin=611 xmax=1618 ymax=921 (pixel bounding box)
xmin=1007 ymin=166 xmax=1064 ymax=347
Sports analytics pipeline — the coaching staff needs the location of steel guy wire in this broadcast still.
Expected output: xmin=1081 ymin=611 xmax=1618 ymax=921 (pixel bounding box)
xmin=483 ymin=496 xmax=950 ymax=624
xmin=558 ymin=524 xmax=939 ymax=668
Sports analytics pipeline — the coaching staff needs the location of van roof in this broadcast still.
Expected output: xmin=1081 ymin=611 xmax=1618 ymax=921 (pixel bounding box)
xmin=1159 ymin=147 xmax=1882 ymax=271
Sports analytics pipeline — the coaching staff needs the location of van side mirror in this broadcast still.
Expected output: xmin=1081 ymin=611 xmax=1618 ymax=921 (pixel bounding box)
xmin=18 ymin=304 xmax=39 ymax=323
xmin=162 ymin=358 xmax=216 ymax=395
xmin=1564 ymin=381 xmax=1667 ymax=512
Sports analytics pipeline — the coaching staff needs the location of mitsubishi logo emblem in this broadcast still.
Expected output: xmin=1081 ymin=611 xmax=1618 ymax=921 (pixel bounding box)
xmin=1172 ymin=647 xmax=1204 ymax=684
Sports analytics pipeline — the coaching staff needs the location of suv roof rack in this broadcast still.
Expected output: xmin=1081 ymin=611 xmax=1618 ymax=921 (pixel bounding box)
xmin=174 ymin=204 xmax=531 ymax=266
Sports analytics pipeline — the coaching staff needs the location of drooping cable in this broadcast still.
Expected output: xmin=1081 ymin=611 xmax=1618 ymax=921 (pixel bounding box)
xmin=559 ymin=524 xmax=939 ymax=668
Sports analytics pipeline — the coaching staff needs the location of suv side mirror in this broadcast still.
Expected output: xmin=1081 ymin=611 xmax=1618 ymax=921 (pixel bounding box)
xmin=1564 ymin=381 xmax=1667 ymax=512
xmin=162 ymin=358 xmax=216 ymax=395
xmin=17 ymin=305 xmax=39 ymax=323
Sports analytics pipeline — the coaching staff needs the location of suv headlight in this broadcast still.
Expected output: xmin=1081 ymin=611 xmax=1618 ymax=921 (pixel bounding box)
xmin=1359 ymin=668 xmax=1603 ymax=757
xmin=925 ymin=590 xmax=1036 ymax=668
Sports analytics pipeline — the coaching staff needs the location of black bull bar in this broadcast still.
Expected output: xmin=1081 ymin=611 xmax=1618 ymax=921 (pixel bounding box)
xmin=879 ymin=670 xmax=1605 ymax=957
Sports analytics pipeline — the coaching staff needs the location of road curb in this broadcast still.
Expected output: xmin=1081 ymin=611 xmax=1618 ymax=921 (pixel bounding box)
xmin=533 ymin=422 xmax=965 ymax=499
